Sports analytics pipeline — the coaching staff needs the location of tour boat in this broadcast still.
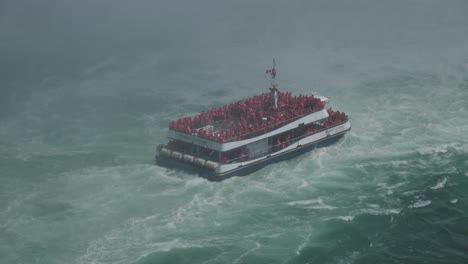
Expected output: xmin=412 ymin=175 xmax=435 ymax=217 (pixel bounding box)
xmin=156 ymin=61 xmax=351 ymax=181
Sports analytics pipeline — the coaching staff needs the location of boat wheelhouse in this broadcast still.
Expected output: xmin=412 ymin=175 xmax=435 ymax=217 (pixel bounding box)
xmin=156 ymin=61 xmax=351 ymax=181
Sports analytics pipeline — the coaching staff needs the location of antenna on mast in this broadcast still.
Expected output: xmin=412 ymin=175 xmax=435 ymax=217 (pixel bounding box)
xmin=265 ymin=59 xmax=279 ymax=109
xmin=266 ymin=59 xmax=277 ymax=88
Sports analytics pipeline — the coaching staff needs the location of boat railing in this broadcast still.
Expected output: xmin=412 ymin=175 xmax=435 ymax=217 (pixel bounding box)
xmin=192 ymin=107 xmax=325 ymax=143
xmin=224 ymin=112 xmax=309 ymax=142
xmin=223 ymin=120 xmax=348 ymax=164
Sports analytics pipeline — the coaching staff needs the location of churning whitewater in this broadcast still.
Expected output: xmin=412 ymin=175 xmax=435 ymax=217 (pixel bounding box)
xmin=1 ymin=1 xmax=468 ymax=263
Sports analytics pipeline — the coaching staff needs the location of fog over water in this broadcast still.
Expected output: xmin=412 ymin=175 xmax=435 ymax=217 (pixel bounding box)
xmin=1 ymin=1 xmax=468 ymax=263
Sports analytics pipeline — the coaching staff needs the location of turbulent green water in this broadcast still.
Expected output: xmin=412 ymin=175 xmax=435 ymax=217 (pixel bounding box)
xmin=1 ymin=1 xmax=468 ymax=263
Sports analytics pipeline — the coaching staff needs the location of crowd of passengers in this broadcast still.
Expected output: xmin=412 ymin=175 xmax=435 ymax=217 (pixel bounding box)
xmin=323 ymin=109 xmax=348 ymax=128
xmin=169 ymin=91 xmax=328 ymax=142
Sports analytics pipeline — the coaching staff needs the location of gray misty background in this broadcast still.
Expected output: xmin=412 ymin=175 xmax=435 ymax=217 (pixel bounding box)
xmin=2 ymin=0 xmax=468 ymax=118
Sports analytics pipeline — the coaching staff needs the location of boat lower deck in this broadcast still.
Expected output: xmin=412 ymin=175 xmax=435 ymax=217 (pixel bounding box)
xmin=156 ymin=129 xmax=349 ymax=181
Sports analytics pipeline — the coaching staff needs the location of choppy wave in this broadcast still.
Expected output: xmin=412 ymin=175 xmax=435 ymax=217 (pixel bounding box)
xmin=325 ymin=216 xmax=355 ymax=221
xmin=408 ymin=200 xmax=432 ymax=209
xmin=430 ymin=178 xmax=447 ymax=190
xmin=287 ymin=198 xmax=337 ymax=210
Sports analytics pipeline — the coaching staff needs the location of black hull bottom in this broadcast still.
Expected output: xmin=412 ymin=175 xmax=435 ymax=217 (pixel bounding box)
xmin=156 ymin=132 xmax=347 ymax=181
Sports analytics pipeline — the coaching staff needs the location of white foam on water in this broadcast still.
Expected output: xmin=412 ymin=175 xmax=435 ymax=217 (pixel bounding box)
xmin=287 ymin=198 xmax=323 ymax=206
xmin=365 ymin=203 xmax=380 ymax=209
xmin=307 ymin=204 xmax=337 ymax=210
xmin=78 ymin=237 xmax=210 ymax=264
xmin=297 ymin=179 xmax=309 ymax=189
xmin=402 ymin=189 xmax=423 ymax=196
xmin=287 ymin=198 xmax=337 ymax=210
xmin=450 ymin=199 xmax=458 ymax=204
xmin=163 ymin=188 xmax=228 ymax=229
xmin=430 ymin=177 xmax=448 ymax=190
xmin=74 ymin=178 xmax=231 ymax=263
xmin=358 ymin=159 xmax=412 ymax=169
xmin=357 ymin=208 xmax=402 ymax=216
xmin=408 ymin=200 xmax=432 ymax=209
xmin=295 ymin=231 xmax=313 ymax=255
xmin=388 ymin=160 xmax=409 ymax=167
xmin=127 ymin=214 xmax=161 ymax=227
xmin=183 ymin=177 xmax=207 ymax=188
xmin=416 ymin=144 xmax=453 ymax=155
xmin=376 ymin=182 xmax=407 ymax=196
xmin=232 ymin=241 xmax=262 ymax=264
xmin=325 ymin=215 xmax=355 ymax=222
xmin=334 ymin=250 xmax=361 ymax=264
xmin=145 ymin=239 xmax=207 ymax=253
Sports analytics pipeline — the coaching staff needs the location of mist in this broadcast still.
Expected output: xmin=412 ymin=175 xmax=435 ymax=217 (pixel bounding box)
xmin=1 ymin=0 xmax=468 ymax=128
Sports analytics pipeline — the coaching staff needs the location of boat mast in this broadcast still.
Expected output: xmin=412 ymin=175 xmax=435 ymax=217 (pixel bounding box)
xmin=266 ymin=59 xmax=278 ymax=109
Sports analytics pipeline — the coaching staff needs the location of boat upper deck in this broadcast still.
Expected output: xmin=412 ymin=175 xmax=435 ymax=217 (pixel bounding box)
xmin=169 ymin=91 xmax=327 ymax=143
